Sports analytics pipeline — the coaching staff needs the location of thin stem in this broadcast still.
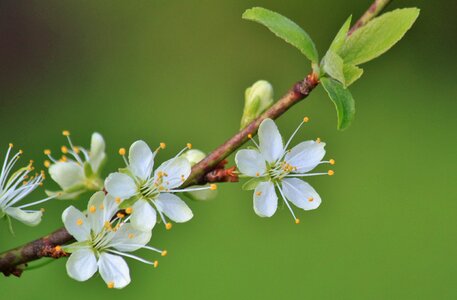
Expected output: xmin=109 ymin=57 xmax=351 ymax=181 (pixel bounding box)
xmin=0 ymin=0 xmax=390 ymax=277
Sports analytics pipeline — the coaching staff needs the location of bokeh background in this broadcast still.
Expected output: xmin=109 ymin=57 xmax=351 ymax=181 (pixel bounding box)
xmin=1 ymin=0 xmax=456 ymax=299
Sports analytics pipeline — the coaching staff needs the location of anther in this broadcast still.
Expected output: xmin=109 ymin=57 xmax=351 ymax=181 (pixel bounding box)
xmin=55 ymin=245 xmax=62 ymax=252
xmin=117 ymin=212 xmax=125 ymax=219
xmin=328 ymin=170 xmax=335 ymax=176
xmin=316 ymin=138 xmax=321 ymax=143
xmin=125 ymin=207 xmax=133 ymax=214
xmin=128 ymin=233 xmax=135 ymax=239
xmin=165 ymin=222 xmax=172 ymax=230
xmin=255 ymin=172 xmax=260 ymax=177
xmin=303 ymin=116 xmax=310 ymax=123
xmin=210 ymin=184 xmax=217 ymax=191
xmin=118 ymin=148 xmax=126 ymax=156
xmin=76 ymin=219 xmax=83 ymax=226
xmin=40 ymin=208 xmax=45 ymax=213
xmin=247 ymin=133 xmax=252 ymax=139
xmin=329 ymin=159 xmax=335 ymax=165
xmin=160 ymin=142 xmax=166 ymax=149
xmin=44 ymin=160 xmax=51 ymax=168
xmin=44 ymin=149 xmax=51 ymax=155
xmin=89 ymin=205 xmax=96 ymax=213
xmin=256 ymin=191 xmax=262 ymax=196
xmin=8 ymin=143 xmax=13 ymax=148
xmin=61 ymin=146 xmax=68 ymax=154
xmin=161 ymin=250 xmax=168 ymax=257
xmin=107 ymin=282 xmax=115 ymax=289
xmin=153 ymin=261 xmax=159 ymax=268
xmin=295 ymin=218 xmax=300 ymax=224
xmin=62 ymin=130 xmax=70 ymax=136
xmin=308 ymin=197 xmax=314 ymax=202
xmin=115 ymin=197 xmax=121 ymax=204
xmin=186 ymin=143 xmax=192 ymax=149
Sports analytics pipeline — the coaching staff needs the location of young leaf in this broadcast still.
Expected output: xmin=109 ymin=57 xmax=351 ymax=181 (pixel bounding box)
xmin=339 ymin=8 xmax=420 ymax=65
xmin=329 ymin=15 xmax=352 ymax=52
xmin=320 ymin=77 xmax=356 ymax=130
xmin=243 ymin=7 xmax=318 ymax=63
xmin=343 ymin=64 xmax=364 ymax=86
xmin=321 ymin=50 xmax=345 ymax=85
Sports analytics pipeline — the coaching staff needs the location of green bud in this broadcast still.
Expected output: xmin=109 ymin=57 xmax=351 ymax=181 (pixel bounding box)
xmin=180 ymin=149 xmax=217 ymax=201
xmin=240 ymin=80 xmax=274 ymax=129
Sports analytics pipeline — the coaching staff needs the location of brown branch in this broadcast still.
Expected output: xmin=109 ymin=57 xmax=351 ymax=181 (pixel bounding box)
xmin=0 ymin=0 xmax=390 ymax=277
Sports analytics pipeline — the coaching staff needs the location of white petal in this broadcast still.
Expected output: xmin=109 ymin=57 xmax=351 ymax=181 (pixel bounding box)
xmin=128 ymin=140 xmax=154 ymax=181
xmin=98 ymin=253 xmax=131 ymax=289
xmin=104 ymin=172 xmax=137 ymax=199
xmin=4 ymin=207 xmax=42 ymax=226
xmin=258 ymin=118 xmax=284 ymax=163
xmin=49 ymin=162 xmax=85 ymax=190
xmin=87 ymin=191 xmax=106 ymax=235
xmin=282 ymin=178 xmax=321 ymax=210
xmin=62 ymin=206 xmax=91 ymax=242
xmin=253 ymin=181 xmax=277 ymax=217
xmin=284 ymin=141 xmax=326 ymax=173
xmin=235 ymin=149 xmax=266 ymax=177
xmin=66 ymin=248 xmax=98 ymax=282
xmin=110 ymin=223 xmax=152 ymax=252
xmin=155 ymin=193 xmax=193 ymax=223
xmin=130 ymin=199 xmax=157 ymax=232
xmin=89 ymin=132 xmax=106 ymax=174
xmin=154 ymin=157 xmax=191 ymax=189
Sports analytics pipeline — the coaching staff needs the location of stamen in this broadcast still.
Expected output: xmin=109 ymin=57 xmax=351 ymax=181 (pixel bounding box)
xmin=210 ymin=184 xmax=217 ymax=191
xmin=276 ymin=183 xmax=299 ymax=223
xmin=281 ymin=117 xmax=309 ymax=159
xmin=186 ymin=143 xmax=192 ymax=149
xmin=115 ymin=197 xmax=121 ymax=204
xmin=125 ymin=207 xmax=133 ymax=214
xmin=89 ymin=205 xmax=96 ymax=213
xmin=328 ymin=170 xmax=335 ymax=176
xmin=61 ymin=146 xmax=68 ymax=154
xmin=160 ymin=142 xmax=166 ymax=149
xmin=118 ymin=148 xmax=126 ymax=156
xmin=154 ymin=261 xmax=159 ymax=268
xmin=165 ymin=223 xmax=172 ymax=230
xmin=62 ymin=130 xmax=70 ymax=136
xmin=76 ymin=219 xmax=83 ymax=226
xmin=329 ymin=159 xmax=335 ymax=165
xmin=107 ymin=282 xmax=115 ymax=289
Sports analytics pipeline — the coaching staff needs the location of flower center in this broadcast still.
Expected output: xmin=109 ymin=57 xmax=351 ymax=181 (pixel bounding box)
xmin=267 ymin=160 xmax=296 ymax=182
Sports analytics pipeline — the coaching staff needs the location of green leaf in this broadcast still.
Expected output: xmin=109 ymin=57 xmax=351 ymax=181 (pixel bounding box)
xmin=243 ymin=7 xmax=318 ymax=63
xmin=339 ymin=8 xmax=420 ymax=65
xmin=320 ymin=77 xmax=356 ymax=130
xmin=329 ymin=15 xmax=352 ymax=52
xmin=242 ymin=177 xmax=268 ymax=191
xmin=343 ymin=64 xmax=364 ymax=86
xmin=321 ymin=50 xmax=345 ymax=85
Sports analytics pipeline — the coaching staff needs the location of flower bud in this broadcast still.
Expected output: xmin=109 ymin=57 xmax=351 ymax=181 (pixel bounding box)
xmin=180 ymin=149 xmax=217 ymax=201
xmin=180 ymin=149 xmax=206 ymax=167
xmin=240 ymin=80 xmax=274 ymax=129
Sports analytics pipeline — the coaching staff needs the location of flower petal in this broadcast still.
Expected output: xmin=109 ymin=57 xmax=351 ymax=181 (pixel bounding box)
xmin=130 ymin=199 xmax=156 ymax=232
xmin=66 ymin=248 xmax=98 ymax=282
xmin=4 ymin=207 xmax=42 ymax=226
xmin=235 ymin=149 xmax=266 ymax=177
xmin=258 ymin=118 xmax=284 ymax=163
xmin=104 ymin=172 xmax=137 ymax=199
xmin=49 ymin=162 xmax=85 ymax=190
xmin=110 ymin=223 xmax=152 ymax=252
xmin=253 ymin=181 xmax=277 ymax=217
xmin=281 ymin=178 xmax=321 ymax=210
xmin=155 ymin=193 xmax=193 ymax=223
xmin=284 ymin=141 xmax=326 ymax=173
xmin=128 ymin=140 xmax=154 ymax=181
xmin=62 ymin=206 xmax=91 ymax=242
xmin=154 ymin=157 xmax=191 ymax=190
xmin=98 ymin=253 xmax=131 ymax=289
xmin=87 ymin=191 xmax=106 ymax=235
xmin=89 ymin=132 xmax=106 ymax=174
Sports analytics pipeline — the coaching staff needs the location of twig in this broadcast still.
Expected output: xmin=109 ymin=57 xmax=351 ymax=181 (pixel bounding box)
xmin=0 ymin=0 xmax=391 ymax=277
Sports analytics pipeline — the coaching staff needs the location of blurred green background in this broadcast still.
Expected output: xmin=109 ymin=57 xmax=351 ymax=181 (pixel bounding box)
xmin=1 ymin=0 xmax=456 ymax=299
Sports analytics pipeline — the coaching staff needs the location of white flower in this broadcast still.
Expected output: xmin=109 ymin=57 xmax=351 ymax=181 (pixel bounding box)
xmin=235 ymin=118 xmax=335 ymax=223
xmin=62 ymin=191 xmax=165 ymax=289
xmin=105 ymin=141 xmax=216 ymax=232
xmin=0 ymin=144 xmax=55 ymax=228
xmin=45 ymin=131 xmax=106 ymax=199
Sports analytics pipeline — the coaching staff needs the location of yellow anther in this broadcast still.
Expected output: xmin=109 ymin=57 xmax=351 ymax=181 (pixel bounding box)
xmin=308 ymin=197 xmax=314 ymax=202
xmin=303 ymin=116 xmax=310 ymax=123
xmin=329 ymin=159 xmax=335 ymax=165
xmin=73 ymin=146 xmax=80 ymax=154
xmin=115 ymin=197 xmax=121 ymax=204
xmin=255 ymin=172 xmax=260 ymax=177
xmin=125 ymin=207 xmax=133 ymax=214
xmin=128 ymin=233 xmax=135 ymax=239
xmin=210 ymin=184 xmax=217 ymax=191
xmin=62 ymin=130 xmax=70 ymax=136
xmin=76 ymin=219 xmax=83 ymax=226
xmin=186 ymin=143 xmax=192 ymax=149
xmin=60 ymin=155 xmax=68 ymax=162
xmin=89 ymin=205 xmax=96 ymax=213
xmin=247 ymin=133 xmax=253 ymax=139
xmin=316 ymin=137 xmax=321 ymax=143
xmin=328 ymin=170 xmax=335 ymax=176
xmin=107 ymin=282 xmax=115 ymax=289
xmin=99 ymin=204 xmax=105 ymax=210
xmin=19 ymin=149 xmax=23 ymax=154
xmin=8 ymin=143 xmax=13 ymax=148
xmin=104 ymin=221 xmax=111 ymax=229
xmin=161 ymin=250 xmax=168 ymax=257
xmin=40 ymin=208 xmax=45 ymax=213
xmin=117 ymin=212 xmax=125 ymax=219
xmin=256 ymin=191 xmax=262 ymax=196
xmin=295 ymin=218 xmax=300 ymax=224
xmin=153 ymin=260 xmax=159 ymax=268
xmin=55 ymin=245 xmax=62 ymax=252
xmin=44 ymin=149 xmax=51 ymax=155
xmin=160 ymin=142 xmax=166 ymax=149
xmin=61 ymin=146 xmax=68 ymax=154
xmin=29 ymin=160 xmax=34 ymax=164
xmin=165 ymin=222 xmax=172 ymax=230
xmin=118 ymin=148 xmax=126 ymax=156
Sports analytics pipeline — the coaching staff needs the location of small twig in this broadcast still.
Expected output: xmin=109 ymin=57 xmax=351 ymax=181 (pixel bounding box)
xmin=0 ymin=0 xmax=390 ymax=277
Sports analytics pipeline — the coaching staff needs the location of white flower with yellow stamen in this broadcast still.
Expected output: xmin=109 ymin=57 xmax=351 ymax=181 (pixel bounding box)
xmin=235 ymin=118 xmax=335 ymax=223
xmin=62 ymin=191 xmax=165 ymax=289
xmin=45 ymin=131 xmax=106 ymax=200
xmin=105 ymin=140 xmax=216 ymax=232
xmin=0 ymin=144 xmax=55 ymax=228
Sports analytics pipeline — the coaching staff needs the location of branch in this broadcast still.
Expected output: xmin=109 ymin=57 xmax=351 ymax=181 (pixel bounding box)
xmin=0 ymin=0 xmax=390 ymax=277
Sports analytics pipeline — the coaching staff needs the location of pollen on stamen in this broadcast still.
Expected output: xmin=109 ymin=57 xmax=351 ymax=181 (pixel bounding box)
xmin=210 ymin=184 xmax=217 ymax=191
xmin=303 ymin=116 xmax=310 ymax=123
xmin=256 ymin=191 xmax=262 ymax=196
xmin=308 ymin=197 xmax=314 ymax=202
xmin=161 ymin=250 xmax=168 ymax=257
xmin=89 ymin=205 xmax=96 ymax=213
xmin=165 ymin=223 xmax=172 ymax=230
xmin=117 ymin=212 xmax=125 ymax=219
xmin=316 ymin=138 xmax=321 ymax=143
xmin=186 ymin=143 xmax=192 ymax=149
xmin=153 ymin=260 xmax=159 ymax=268
xmin=115 ymin=197 xmax=121 ymax=204
xmin=73 ymin=146 xmax=80 ymax=154
xmin=118 ymin=148 xmax=126 ymax=156
xmin=125 ymin=207 xmax=133 ymax=214
xmin=247 ymin=133 xmax=252 ymax=139
xmin=328 ymin=170 xmax=335 ymax=176
xmin=19 ymin=149 xmax=24 ymax=154
xmin=107 ymin=282 xmax=115 ymax=289
xmin=160 ymin=142 xmax=166 ymax=149
xmin=76 ymin=219 xmax=83 ymax=226
xmin=295 ymin=218 xmax=300 ymax=224
xmin=44 ymin=149 xmax=51 ymax=155
xmin=8 ymin=143 xmax=13 ymax=148
xmin=61 ymin=146 xmax=68 ymax=154
xmin=60 ymin=155 xmax=68 ymax=162
xmin=62 ymin=130 xmax=70 ymax=137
